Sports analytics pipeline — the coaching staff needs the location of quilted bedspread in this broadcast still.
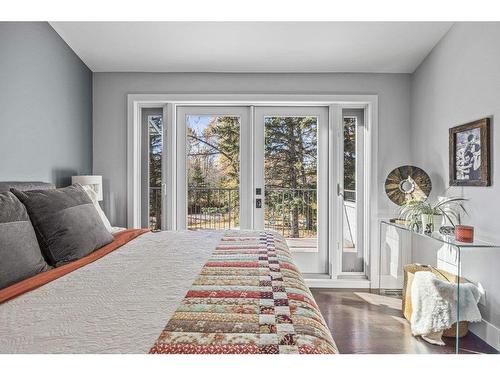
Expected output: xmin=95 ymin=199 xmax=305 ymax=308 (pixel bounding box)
xmin=149 ymin=231 xmax=337 ymax=354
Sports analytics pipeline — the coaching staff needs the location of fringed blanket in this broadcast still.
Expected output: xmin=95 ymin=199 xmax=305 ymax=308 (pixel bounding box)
xmin=149 ymin=230 xmax=337 ymax=354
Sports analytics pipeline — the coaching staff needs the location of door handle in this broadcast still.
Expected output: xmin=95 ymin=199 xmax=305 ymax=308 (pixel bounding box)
xmin=337 ymin=183 xmax=344 ymax=198
xmin=256 ymin=198 xmax=262 ymax=208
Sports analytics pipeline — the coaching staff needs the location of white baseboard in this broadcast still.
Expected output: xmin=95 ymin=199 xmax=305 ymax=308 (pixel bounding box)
xmin=470 ymin=319 xmax=500 ymax=351
xmin=305 ymin=278 xmax=371 ymax=288
xmin=378 ymin=275 xmax=403 ymax=290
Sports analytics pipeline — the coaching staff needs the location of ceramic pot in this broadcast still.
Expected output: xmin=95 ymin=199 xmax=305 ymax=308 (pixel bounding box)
xmin=421 ymin=214 xmax=441 ymax=233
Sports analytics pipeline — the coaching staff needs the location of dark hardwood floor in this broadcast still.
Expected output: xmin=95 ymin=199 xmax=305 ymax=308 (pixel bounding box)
xmin=310 ymin=289 xmax=498 ymax=354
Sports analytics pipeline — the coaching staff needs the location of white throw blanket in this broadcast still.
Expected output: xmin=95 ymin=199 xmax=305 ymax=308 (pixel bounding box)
xmin=410 ymin=271 xmax=482 ymax=345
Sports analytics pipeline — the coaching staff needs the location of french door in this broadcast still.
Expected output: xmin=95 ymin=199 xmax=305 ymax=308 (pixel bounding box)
xmin=253 ymin=107 xmax=329 ymax=275
xmin=176 ymin=106 xmax=252 ymax=230
xmin=175 ymin=105 xmax=330 ymax=275
xmin=171 ymin=104 xmax=363 ymax=277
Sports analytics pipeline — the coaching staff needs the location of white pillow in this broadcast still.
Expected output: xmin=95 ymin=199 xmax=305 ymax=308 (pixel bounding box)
xmin=82 ymin=185 xmax=113 ymax=234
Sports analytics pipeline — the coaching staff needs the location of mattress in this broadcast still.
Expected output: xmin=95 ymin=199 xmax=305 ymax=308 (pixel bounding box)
xmin=0 ymin=230 xmax=223 ymax=353
xmin=0 ymin=230 xmax=337 ymax=354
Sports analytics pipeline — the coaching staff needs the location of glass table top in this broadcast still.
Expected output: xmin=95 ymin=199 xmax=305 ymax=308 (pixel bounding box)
xmin=380 ymin=220 xmax=500 ymax=249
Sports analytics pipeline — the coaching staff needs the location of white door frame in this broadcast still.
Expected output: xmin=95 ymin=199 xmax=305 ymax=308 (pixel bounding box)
xmin=175 ymin=106 xmax=252 ymax=230
xmin=127 ymin=93 xmax=378 ymax=288
xmin=127 ymin=101 xmax=170 ymax=230
xmin=253 ymin=106 xmax=329 ymax=275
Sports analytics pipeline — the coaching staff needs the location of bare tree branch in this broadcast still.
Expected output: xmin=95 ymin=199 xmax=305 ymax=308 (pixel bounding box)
xmin=188 ymin=134 xmax=239 ymax=175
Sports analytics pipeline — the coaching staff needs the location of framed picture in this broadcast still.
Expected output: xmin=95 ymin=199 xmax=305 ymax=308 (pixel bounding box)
xmin=449 ymin=118 xmax=491 ymax=186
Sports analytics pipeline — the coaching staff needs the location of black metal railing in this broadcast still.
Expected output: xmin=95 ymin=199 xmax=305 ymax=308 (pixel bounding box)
xmin=149 ymin=187 xmax=356 ymax=237
xmin=187 ymin=187 xmax=240 ymax=230
xmin=264 ymin=188 xmax=317 ymax=238
xmin=149 ymin=186 xmax=162 ymax=231
xmin=344 ymin=189 xmax=356 ymax=202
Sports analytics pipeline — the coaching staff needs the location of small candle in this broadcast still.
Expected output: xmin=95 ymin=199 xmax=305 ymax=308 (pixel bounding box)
xmin=455 ymin=225 xmax=474 ymax=243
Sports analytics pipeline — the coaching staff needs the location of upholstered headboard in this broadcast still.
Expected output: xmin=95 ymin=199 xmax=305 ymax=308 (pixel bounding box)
xmin=0 ymin=181 xmax=55 ymax=193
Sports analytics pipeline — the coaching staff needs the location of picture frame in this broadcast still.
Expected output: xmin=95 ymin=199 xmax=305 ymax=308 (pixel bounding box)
xmin=449 ymin=118 xmax=491 ymax=186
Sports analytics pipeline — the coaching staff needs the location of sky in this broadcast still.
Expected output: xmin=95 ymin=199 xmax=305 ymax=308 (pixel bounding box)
xmin=187 ymin=115 xmax=213 ymax=133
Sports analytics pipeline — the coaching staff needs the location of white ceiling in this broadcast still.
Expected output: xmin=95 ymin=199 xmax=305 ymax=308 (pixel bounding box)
xmin=50 ymin=22 xmax=453 ymax=73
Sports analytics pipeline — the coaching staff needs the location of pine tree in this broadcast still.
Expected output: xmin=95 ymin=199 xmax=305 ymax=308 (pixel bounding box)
xmin=206 ymin=116 xmax=240 ymax=188
xmin=265 ymin=116 xmax=317 ymax=237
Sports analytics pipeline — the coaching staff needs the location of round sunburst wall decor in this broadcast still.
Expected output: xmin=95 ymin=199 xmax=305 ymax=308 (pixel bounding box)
xmin=385 ymin=165 xmax=432 ymax=206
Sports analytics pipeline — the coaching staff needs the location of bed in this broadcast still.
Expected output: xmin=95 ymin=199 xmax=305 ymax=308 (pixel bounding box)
xmin=0 ymin=183 xmax=337 ymax=354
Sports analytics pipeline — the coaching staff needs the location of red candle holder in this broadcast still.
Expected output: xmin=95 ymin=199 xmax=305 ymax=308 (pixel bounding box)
xmin=455 ymin=225 xmax=474 ymax=243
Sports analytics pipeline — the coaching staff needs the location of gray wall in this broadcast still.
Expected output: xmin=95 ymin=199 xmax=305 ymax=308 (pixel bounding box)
xmin=93 ymin=72 xmax=412 ymax=226
xmin=411 ymin=22 xmax=500 ymax=347
xmin=0 ymin=22 xmax=92 ymax=187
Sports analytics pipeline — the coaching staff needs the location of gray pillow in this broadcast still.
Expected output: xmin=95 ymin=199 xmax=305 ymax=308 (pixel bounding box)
xmin=0 ymin=192 xmax=50 ymax=289
xmin=12 ymin=184 xmax=114 ymax=267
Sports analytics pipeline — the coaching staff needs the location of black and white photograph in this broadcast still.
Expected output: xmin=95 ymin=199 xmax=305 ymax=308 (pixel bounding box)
xmin=455 ymin=127 xmax=481 ymax=180
xmin=449 ymin=118 xmax=491 ymax=186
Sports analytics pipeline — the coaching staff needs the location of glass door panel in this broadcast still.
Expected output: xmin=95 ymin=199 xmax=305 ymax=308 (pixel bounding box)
xmin=254 ymin=107 xmax=329 ymax=275
xmin=341 ymin=108 xmax=365 ymax=274
xmin=186 ymin=115 xmax=240 ymax=230
xmin=264 ymin=116 xmax=318 ymax=249
xmin=141 ymin=107 xmax=164 ymax=231
xmin=176 ymin=106 xmax=251 ymax=230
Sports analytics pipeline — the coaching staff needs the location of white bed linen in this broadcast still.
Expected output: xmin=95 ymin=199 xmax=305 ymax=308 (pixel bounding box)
xmin=0 ymin=230 xmax=223 ymax=353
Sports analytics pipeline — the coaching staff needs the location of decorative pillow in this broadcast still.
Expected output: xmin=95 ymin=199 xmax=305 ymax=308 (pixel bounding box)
xmin=12 ymin=184 xmax=114 ymax=267
xmin=82 ymin=185 xmax=113 ymax=233
xmin=0 ymin=192 xmax=50 ymax=289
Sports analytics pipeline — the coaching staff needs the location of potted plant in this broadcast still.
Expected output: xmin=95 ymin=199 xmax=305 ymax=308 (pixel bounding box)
xmin=398 ymin=197 xmax=468 ymax=233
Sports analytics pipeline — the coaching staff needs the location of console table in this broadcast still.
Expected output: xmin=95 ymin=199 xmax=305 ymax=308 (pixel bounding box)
xmin=378 ymin=219 xmax=499 ymax=353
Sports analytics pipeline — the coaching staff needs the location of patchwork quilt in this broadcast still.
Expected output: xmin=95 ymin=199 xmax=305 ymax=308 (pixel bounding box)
xmin=150 ymin=230 xmax=337 ymax=354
